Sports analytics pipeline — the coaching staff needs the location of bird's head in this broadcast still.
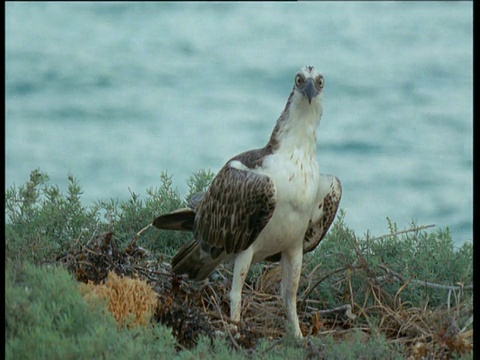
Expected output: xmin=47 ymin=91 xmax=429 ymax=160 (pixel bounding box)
xmin=293 ymin=66 xmax=324 ymax=105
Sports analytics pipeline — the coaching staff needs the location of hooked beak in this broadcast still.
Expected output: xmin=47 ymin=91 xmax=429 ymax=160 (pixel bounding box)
xmin=303 ymin=78 xmax=317 ymax=104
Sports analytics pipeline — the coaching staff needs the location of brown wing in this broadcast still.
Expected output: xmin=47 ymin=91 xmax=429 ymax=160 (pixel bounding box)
xmin=194 ymin=164 xmax=276 ymax=255
xmin=303 ymin=175 xmax=342 ymax=254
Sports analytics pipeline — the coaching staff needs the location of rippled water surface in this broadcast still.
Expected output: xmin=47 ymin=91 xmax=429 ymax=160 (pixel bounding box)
xmin=6 ymin=2 xmax=473 ymax=245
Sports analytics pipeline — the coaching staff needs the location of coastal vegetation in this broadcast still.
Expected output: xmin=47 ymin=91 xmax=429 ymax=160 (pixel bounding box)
xmin=5 ymin=169 xmax=473 ymax=359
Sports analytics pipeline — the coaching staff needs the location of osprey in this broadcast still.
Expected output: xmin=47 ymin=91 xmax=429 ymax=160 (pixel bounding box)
xmin=153 ymin=66 xmax=342 ymax=338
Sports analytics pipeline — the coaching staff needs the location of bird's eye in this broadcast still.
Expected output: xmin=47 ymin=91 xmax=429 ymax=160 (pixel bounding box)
xmin=317 ymin=76 xmax=325 ymax=89
xmin=295 ymin=75 xmax=304 ymax=87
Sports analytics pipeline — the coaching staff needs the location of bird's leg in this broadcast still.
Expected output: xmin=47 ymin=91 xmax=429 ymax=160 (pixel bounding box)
xmin=230 ymin=248 xmax=254 ymax=325
xmin=280 ymin=246 xmax=303 ymax=338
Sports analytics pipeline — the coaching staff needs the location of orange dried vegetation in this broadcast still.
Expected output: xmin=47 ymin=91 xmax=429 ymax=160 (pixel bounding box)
xmin=80 ymin=271 xmax=158 ymax=328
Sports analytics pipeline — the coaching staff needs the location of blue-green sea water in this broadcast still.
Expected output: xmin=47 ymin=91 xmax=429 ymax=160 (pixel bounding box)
xmin=5 ymin=2 xmax=473 ymax=245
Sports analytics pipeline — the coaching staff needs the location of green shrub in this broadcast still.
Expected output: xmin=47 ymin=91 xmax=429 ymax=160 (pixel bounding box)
xmin=5 ymin=169 xmax=214 ymax=264
xmin=301 ymin=211 xmax=473 ymax=310
xmin=5 ymin=170 xmax=96 ymax=264
xmin=5 ymin=261 xmax=177 ymax=359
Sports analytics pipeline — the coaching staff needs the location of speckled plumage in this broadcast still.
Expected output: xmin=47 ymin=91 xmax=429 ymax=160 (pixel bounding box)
xmin=153 ymin=66 xmax=342 ymax=338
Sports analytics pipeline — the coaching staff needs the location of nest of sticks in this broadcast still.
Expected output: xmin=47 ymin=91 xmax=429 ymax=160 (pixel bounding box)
xmin=57 ymin=228 xmax=473 ymax=358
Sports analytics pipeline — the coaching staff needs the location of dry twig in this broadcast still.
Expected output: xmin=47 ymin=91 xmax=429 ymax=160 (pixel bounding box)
xmin=55 ymin=223 xmax=473 ymax=358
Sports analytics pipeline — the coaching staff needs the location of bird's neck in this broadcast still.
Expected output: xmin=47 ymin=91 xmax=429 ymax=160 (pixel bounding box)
xmin=267 ymin=92 xmax=323 ymax=156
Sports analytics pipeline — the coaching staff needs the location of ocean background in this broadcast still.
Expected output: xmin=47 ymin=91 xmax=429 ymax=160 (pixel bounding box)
xmin=5 ymin=2 xmax=473 ymax=246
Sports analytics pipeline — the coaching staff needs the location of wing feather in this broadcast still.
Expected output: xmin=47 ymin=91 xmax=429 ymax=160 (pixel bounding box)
xmin=303 ymin=175 xmax=342 ymax=254
xmin=194 ymin=165 xmax=276 ymax=255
